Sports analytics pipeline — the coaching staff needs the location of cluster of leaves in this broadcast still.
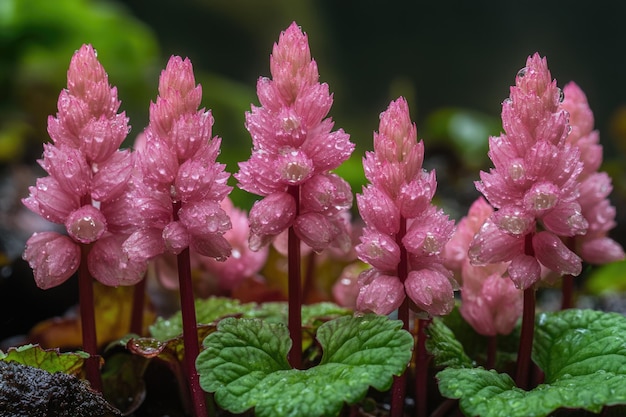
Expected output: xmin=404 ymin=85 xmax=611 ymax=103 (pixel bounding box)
xmin=429 ymin=308 xmax=626 ymax=417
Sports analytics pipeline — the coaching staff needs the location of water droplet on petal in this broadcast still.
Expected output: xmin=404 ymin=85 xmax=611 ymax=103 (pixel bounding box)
xmin=517 ymin=67 xmax=528 ymax=78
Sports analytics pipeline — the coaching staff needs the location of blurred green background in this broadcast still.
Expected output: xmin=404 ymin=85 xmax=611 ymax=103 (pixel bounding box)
xmin=2 ymin=0 xmax=626 ymax=338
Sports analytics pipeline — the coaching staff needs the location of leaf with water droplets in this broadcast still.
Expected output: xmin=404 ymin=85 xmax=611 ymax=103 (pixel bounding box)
xmin=436 ymin=309 xmax=626 ymax=417
xmin=197 ymin=314 xmax=413 ymax=417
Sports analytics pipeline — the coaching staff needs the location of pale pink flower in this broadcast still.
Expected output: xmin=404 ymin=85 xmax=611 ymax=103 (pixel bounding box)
xmin=126 ymin=55 xmax=233 ymax=263
xmin=22 ymin=44 xmax=143 ymax=288
xmin=560 ymin=83 xmax=624 ymax=264
xmin=356 ymin=97 xmax=456 ymax=317
xmin=199 ymin=199 xmax=269 ymax=290
xmin=235 ymin=22 xmax=354 ymax=253
xmin=470 ymin=54 xmax=587 ymax=289
xmin=443 ymin=197 xmax=523 ymax=336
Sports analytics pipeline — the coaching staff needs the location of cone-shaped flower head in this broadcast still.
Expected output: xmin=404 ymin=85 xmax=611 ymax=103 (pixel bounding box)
xmin=236 ymin=22 xmax=354 ymax=252
xmin=470 ymin=53 xmax=587 ymax=290
xmin=127 ymin=56 xmax=232 ymax=263
xmin=22 ymin=44 xmax=141 ymax=289
xmin=444 ymin=197 xmax=523 ymax=336
xmin=356 ymin=97 xmax=456 ymax=317
xmin=560 ymin=82 xmax=624 ymax=264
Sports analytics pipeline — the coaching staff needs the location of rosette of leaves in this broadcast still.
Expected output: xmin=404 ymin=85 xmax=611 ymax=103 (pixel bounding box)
xmin=196 ymin=313 xmax=414 ymax=417
xmin=432 ymin=309 xmax=626 ymax=417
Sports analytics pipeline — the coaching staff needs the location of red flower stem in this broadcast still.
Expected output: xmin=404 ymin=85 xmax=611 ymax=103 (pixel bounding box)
xmin=173 ymin=202 xmax=208 ymax=417
xmin=515 ymin=287 xmax=536 ymax=390
xmin=130 ymin=276 xmax=146 ymax=335
xmin=486 ymin=335 xmax=497 ymax=369
xmin=561 ymin=275 xmax=574 ymax=310
xmin=78 ymin=244 xmax=102 ymax=392
xmin=415 ymin=318 xmax=432 ymax=417
xmin=287 ymin=185 xmax=302 ymax=370
xmin=391 ymin=217 xmax=408 ymax=417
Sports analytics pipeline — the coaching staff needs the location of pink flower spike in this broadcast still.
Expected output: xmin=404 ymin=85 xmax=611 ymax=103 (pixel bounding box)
xmin=356 ymin=269 xmax=405 ymax=316
xmin=23 ymin=232 xmax=80 ymax=289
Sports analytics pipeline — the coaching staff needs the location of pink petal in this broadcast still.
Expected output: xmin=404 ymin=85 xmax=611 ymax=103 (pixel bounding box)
xmin=178 ymin=200 xmax=231 ymax=238
xmin=356 ymin=269 xmax=404 ymax=316
xmin=40 ymin=144 xmax=91 ymax=195
xmin=191 ymin=234 xmax=231 ymax=261
xmin=580 ymin=237 xmax=625 ymax=265
xmin=533 ymin=231 xmax=582 ymax=276
xmin=248 ymin=192 xmax=296 ymax=238
xmin=508 ymin=253 xmax=542 ymax=290
xmin=300 ymin=173 xmax=353 ymax=215
xmin=405 ymin=269 xmax=455 ymax=316
xmin=162 ymin=221 xmax=190 ymax=255
xmin=468 ymin=219 xmax=524 ymax=265
xmin=22 ymin=176 xmax=81 ymax=224
xmin=91 ymin=149 xmax=134 ymax=202
xmin=65 ymin=205 xmax=107 ymax=244
xmin=355 ymin=228 xmax=400 ymax=272
xmin=541 ymin=201 xmax=587 ymax=237
xmin=294 ymin=212 xmax=336 ymax=253
xmin=23 ymin=232 xmax=80 ymax=289
xmin=123 ymin=228 xmax=167 ymax=262
xmin=357 ymin=185 xmax=400 ymax=235
xmin=90 ymin=234 xmax=147 ymax=286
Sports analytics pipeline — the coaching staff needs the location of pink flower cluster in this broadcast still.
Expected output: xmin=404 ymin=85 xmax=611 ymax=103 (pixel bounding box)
xmin=355 ymin=98 xmax=456 ymax=317
xmin=469 ymin=54 xmax=590 ymax=290
xmin=235 ymin=22 xmax=354 ymax=253
xmin=560 ymin=83 xmax=624 ymax=264
xmin=444 ymin=198 xmax=522 ymax=336
xmin=122 ymin=56 xmax=233 ymax=264
xmin=22 ymin=45 xmax=142 ymax=289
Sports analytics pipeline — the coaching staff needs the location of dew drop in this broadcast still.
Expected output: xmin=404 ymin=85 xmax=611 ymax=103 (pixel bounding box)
xmin=558 ymin=87 xmax=565 ymax=103
xmin=517 ymin=67 xmax=528 ymax=78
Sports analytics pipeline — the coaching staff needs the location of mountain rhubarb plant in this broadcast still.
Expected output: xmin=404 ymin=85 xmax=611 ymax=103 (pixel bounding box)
xmin=6 ymin=21 xmax=626 ymax=417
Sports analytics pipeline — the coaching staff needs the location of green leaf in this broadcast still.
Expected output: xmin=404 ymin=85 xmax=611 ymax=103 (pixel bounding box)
xmin=0 ymin=344 xmax=89 ymax=377
xmin=426 ymin=317 xmax=473 ymax=368
xmin=149 ymin=297 xmax=256 ymax=341
xmin=436 ymin=309 xmax=626 ymax=417
xmin=197 ymin=314 xmax=414 ymax=417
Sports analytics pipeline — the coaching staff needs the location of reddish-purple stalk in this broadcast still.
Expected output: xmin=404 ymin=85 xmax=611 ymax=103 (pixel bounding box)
xmin=515 ymin=233 xmax=537 ymax=390
xmin=130 ymin=277 xmax=147 ymax=335
xmin=390 ymin=217 xmax=408 ymax=417
xmin=486 ymin=335 xmax=497 ymax=370
xmin=516 ymin=287 xmax=536 ymax=390
xmin=288 ymin=185 xmax=303 ymax=370
xmin=561 ymin=275 xmax=574 ymax=310
xmin=173 ymin=202 xmax=208 ymax=417
xmin=415 ymin=318 xmax=432 ymax=417
xmin=78 ymin=243 xmax=103 ymax=392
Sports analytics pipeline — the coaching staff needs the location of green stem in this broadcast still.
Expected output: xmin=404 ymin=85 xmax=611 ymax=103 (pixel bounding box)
xmin=288 ymin=185 xmax=302 ymax=369
xmin=174 ymin=202 xmax=208 ymax=417
xmin=390 ymin=217 xmax=408 ymax=417
xmin=78 ymin=244 xmax=102 ymax=392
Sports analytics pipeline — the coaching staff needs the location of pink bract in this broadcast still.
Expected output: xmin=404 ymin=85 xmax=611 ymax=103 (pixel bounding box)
xmin=356 ymin=97 xmax=456 ymax=317
xmin=236 ymin=22 xmax=354 ymax=252
xmin=23 ymin=44 xmax=141 ymax=288
xmin=470 ymin=53 xmax=587 ymax=289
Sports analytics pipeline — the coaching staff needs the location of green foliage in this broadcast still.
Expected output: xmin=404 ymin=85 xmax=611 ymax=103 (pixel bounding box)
xmin=197 ymin=314 xmax=414 ymax=417
xmin=0 ymin=344 xmax=89 ymax=377
xmin=149 ymin=296 xmax=351 ymax=342
xmin=585 ymin=259 xmax=626 ymax=295
xmin=435 ymin=309 xmax=626 ymax=417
